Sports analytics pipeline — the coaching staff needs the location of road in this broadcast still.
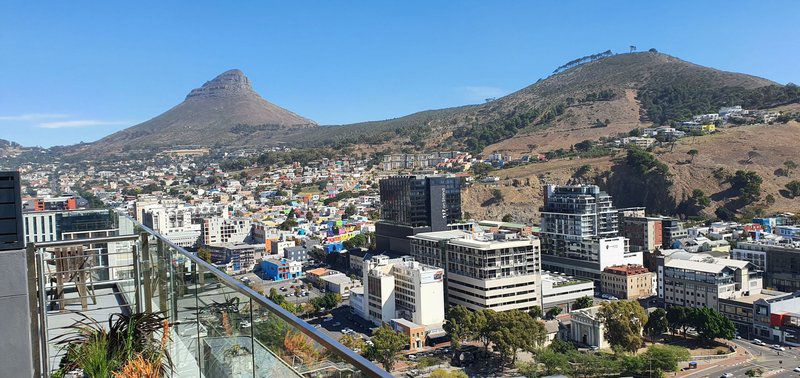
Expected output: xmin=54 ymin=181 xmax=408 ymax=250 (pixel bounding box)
xmin=680 ymin=339 xmax=800 ymax=378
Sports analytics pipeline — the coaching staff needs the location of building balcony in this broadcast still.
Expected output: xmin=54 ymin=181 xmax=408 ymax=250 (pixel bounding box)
xmin=22 ymin=211 xmax=390 ymax=378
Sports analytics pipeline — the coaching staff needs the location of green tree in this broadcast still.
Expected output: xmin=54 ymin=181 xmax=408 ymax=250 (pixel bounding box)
xmin=365 ymin=324 xmax=407 ymax=372
xmin=666 ymin=306 xmax=691 ymax=336
xmin=642 ymin=344 xmax=690 ymax=373
xmin=690 ymin=307 xmax=736 ymax=342
xmin=197 ymin=247 xmax=213 ymax=263
xmin=730 ymin=170 xmax=763 ymax=202
xmin=573 ymin=296 xmax=593 ymax=310
xmin=502 ymin=214 xmax=513 ymax=222
xmin=343 ymin=204 xmax=358 ymax=219
xmin=428 ymin=369 xmax=468 ymax=378
xmin=443 ymin=305 xmax=474 ymax=353
xmin=545 ymin=307 xmax=562 ymax=320
xmin=786 ymin=180 xmax=800 ymax=198
xmin=472 ymin=309 xmax=496 ymax=352
xmin=687 ymin=149 xmax=699 ymax=163
xmin=339 ymin=333 xmax=366 ymax=354
xmin=343 ymin=233 xmax=367 ymax=249
xmin=528 ymin=306 xmax=543 ymax=320
xmin=491 ymin=189 xmax=504 ymax=202
xmin=784 ymin=160 xmax=798 ymax=176
xmin=597 ymin=301 xmax=648 ymax=354
xmin=488 ymin=310 xmax=547 ymax=364
xmin=644 ymin=308 xmax=669 ymax=342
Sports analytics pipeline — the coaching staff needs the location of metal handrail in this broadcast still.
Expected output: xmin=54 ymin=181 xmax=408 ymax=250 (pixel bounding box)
xmin=122 ymin=213 xmax=392 ymax=378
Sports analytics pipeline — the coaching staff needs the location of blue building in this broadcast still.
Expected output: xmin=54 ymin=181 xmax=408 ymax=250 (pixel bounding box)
xmin=259 ymin=258 xmax=303 ymax=281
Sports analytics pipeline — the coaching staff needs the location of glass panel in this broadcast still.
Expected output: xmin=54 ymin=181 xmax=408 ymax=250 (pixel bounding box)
xmin=167 ymin=246 xmax=203 ymax=377
xmin=195 ymin=263 xmax=259 ymax=377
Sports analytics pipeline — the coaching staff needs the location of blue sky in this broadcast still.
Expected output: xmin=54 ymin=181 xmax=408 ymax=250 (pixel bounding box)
xmin=1 ymin=1 xmax=798 ymax=147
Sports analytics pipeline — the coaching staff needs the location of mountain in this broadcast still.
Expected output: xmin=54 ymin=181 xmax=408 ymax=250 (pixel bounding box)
xmin=291 ymin=51 xmax=781 ymax=151
xmin=84 ymin=69 xmax=317 ymax=153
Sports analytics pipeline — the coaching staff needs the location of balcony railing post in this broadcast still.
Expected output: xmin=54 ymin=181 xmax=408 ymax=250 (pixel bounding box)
xmin=132 ymin=243 xmax=142 ymax=314
xmin=156 ymin=238 xmax=168 ymax=315
xmin=26 ymin=243 xmax=42 ymax=378
xmin=35 ymin=247 xmax=49 ymax=376
xmin=140 ymin=232 xmax=152 ymax=313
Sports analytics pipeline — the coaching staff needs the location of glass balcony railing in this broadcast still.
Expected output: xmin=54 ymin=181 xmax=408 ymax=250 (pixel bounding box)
xmin=28 ymin=211 xmax=391 ymax=378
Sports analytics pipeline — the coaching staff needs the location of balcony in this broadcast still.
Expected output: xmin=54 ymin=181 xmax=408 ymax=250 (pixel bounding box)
xmin=26 ymin=212 xmax=390 ymax=377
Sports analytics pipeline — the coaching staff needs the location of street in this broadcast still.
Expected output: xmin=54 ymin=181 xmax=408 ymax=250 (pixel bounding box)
xmin=681 ymin=339 xmax=800 ymax=378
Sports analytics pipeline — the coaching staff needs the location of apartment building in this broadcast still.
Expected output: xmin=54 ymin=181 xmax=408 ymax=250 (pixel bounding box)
xmin=141 ymin=204 xmax=202 ymax=247
xmin=259 ymin=258 xmax=303 ymax=281
xmin=362 ymin=255 xmax=445 ymax=328
xmin=620 ymin=216 xmax=663 ymax=253
xmin=409 ymin=230 xmax=541 ymax=312
xmin=539 ymin=185 xmax=641 ymax=283
xmin=202 ymin=217 xmax=252 ymax=245
xmin=601 ymin=264 xmax=655 ymax=300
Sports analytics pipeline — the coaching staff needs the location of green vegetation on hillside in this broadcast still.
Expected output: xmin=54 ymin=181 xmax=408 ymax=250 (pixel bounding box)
xmin=639 ymin=82 xmax=800 ymax=125
xmin=604 ymin=148 xmax=675 ymax=214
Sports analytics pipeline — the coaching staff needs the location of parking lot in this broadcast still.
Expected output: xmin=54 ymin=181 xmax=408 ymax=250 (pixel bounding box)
xmin=233 ymin=272 xmax=324 ymax=304
xmin=307 ymin=305 xmax=375 ymax=341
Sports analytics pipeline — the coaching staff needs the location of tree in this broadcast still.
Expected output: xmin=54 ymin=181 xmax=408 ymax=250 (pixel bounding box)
xmin=528 ymin=306 xmax=543 ymax=320
xmin=502 ymin=214 xmax=513 ymax=222
xmin=488 ymin=310 xmax=546 ymax=364
xmin=687 ymin=149 xmax=699 ymax=163
xmin=339 ymin=333 xmax=366 ymax=354
xmin=545 ymin=307 xmax=562 ymax=320
xmin=365 ymin=324 xmax=407 ymax=371
xmin=472 ymin=309 xmax=496 ymax=352
xmin=786 ymin=180 xmax=800 ymax=198
xmin=730 ymin=170 xmax=763 ymax=202
xmin=785 ymin=160 xmax=798 ymax=176
xmin=343 ymin=204 xmax=357 ymax=219
xmin=443 ymin=305 xmax=474 ymax=352
xmin=575 ymin=140 xmax=595 ymax=152
xmin=644 ymin=308 xmax=669 ymax=342
xmin=428 ymin=369 xmax=468 ymax=378
xmin=645 ymin=344 xmax=690 ymax=373
xmin=597 ymin=301 xmax=648 ymax=354
xmin=343 ymin=233 xmax=367 ymax=249
xmin=491 ymin=189 xmax=504 ymax=202
xmin=745 ymin=367 xmax=764 ymax=377
xmin=197 ymin=247 xmax=213 ymax=263
xmin=690 ymin=307 xmax=736 ymax=342
xmin=666 ymin=306 xmax=691 ymax=336
xmin=573 ymin=296 xmax=593 ymax=310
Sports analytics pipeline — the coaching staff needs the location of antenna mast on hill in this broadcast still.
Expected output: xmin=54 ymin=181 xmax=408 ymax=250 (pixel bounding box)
xmin=630 ymin=45 xmax=637 ymax=53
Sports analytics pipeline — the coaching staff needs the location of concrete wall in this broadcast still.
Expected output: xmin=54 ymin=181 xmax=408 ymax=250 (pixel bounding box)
xmin=0 ymin=249 xmax=34 ymax=376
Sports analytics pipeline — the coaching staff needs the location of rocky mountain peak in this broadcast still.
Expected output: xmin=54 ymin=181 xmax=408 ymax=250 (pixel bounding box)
xmin=185 ymin=69 xmax=255 ymax=99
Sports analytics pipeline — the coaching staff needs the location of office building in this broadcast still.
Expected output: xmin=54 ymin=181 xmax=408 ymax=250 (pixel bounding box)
xmin=659 ymin=252 xmax=762 ymax=310
xmin=733 ymin=240 xmax=800 ymax=292
xmin=409 ymin=230 xmax=541 ymax=312
xmin=375 ymin=175 xmax=461 ymax=254
xmin=600 ymin=264 xmax=655 ymax=300
xmin=539 ymin=185 xmax=641 ymax=283
xmin=540 ymin=272 xmax=595 ymax=312
xmin=362 ymin=255 xmax=445 ymax=327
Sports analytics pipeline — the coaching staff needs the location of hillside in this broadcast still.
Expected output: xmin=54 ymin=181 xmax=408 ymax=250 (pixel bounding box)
xmin=79 ymin=69 xmax=317 ymax=154
xmin=462 ymin=120 xmax=800 ymax=224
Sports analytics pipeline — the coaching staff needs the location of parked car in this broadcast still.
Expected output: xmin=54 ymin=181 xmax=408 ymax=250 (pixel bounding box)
xmin=752 ymin=338 xmax=764 ymax=345
xmin=720 ymin=373 xmax=733 ymax=378
xmin=793 ymin=367 xmax=800 ymax=372
xmin=600 ymin=293 xmax=618 ymax=300
xmin=342 ymin=327 xmax=353 ymax=334
xmin=771 ymin=344 xmax=786 ymax=351
xmin=322 ymin=317 xmax=334 ymax=322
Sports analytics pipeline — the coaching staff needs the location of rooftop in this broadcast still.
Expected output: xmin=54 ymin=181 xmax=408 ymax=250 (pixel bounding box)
xmin=603 ymin=264 xmax=651 ymax=276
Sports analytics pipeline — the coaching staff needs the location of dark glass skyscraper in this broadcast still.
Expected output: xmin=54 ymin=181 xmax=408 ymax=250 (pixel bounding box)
xmin=376 ymin=175 xmax=462 ymax=253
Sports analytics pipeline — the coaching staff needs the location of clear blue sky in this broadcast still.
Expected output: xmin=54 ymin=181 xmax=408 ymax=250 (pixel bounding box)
xmin=1 ymin=1 xmax=798 ymax=147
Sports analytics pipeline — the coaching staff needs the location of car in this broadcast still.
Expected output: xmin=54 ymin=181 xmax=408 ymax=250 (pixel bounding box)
xmin=342 ymin=327 xmax=353 ymax=334
xmin=590 ymin=346 xmax=600 ymax=351
xmin=720 ymin=373 xmax=733 ymax=378
xmin=752 ymin=338 xmax=764 ymax=345
xmin=240 ymin=320 xmax=251 ymax=328
xmin=313 ymin=324 xmax=322 ymax=329
xmin=793 ymin=367 xmax=800 ymax=372
xmin=407 ymin=354 xmax=416 ymax=360
xmin=771 ymin=344 xmax=785 ymax=351
xmin=332 ymin=322 xmax=341 ymax=327
xmin=322 ymin=317 xmax=334 ymax=322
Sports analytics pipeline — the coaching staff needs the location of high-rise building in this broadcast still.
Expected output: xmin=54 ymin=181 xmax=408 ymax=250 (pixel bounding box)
xmin=409 ymin=230 xmax=541 ymax=312
xmin=361 ymin=255 xmax=445 ymax=328
xmin=539 ymin=184 xmax=641 ymax=283
xmin=375 ymin=175 xmax=461 ymax=253
xmin=202 ymin=217 xmax=252 ymax=245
